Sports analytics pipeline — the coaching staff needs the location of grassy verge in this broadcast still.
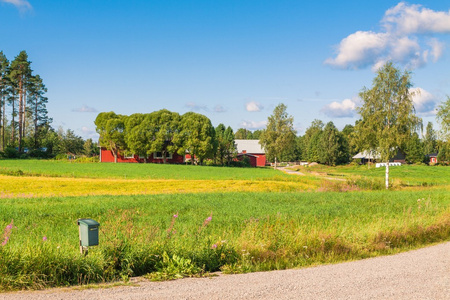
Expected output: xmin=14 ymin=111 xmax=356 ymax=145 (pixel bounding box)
xmin=1 ymin=190 xmax=449 ymax=291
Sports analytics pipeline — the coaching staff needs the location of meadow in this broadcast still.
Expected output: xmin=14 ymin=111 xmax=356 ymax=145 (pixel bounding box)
xmin=0 ymin=160 xmax=449 ymax=291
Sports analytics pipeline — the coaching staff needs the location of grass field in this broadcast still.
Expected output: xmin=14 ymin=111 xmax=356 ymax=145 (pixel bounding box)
xmin=0 ymin=159 xmax=449 ymax=291
xmin=0 ymin=159 xmax=297 ymax=180
xmin=292 ymin=163 xmax=450 ymax=186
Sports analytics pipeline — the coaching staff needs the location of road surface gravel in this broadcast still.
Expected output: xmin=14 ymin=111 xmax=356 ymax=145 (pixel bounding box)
xmin=2 ymin=242 xmax=449 ymax=300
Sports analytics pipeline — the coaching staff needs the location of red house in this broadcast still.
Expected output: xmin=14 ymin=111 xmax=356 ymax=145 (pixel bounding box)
xmin=99 ymin=148 xmax=184 ymax=163
xmin=235 ymin=139 xmax=267 ymax=167
xmin=427 ymin=153 xmax=438 ymax=164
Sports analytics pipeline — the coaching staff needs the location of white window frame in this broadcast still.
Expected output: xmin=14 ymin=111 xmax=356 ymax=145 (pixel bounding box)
xmin=153 ymin=152 xmax=173 ymax=159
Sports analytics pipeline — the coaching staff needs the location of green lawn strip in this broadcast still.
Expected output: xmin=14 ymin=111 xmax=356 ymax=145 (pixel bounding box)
xmin=295 ymin=164 xmax=450 ymax=186
xmin=0 ymin=159 xmax=299 ymax=181
xmin=1 ymin=190 xmax=449 ymax=290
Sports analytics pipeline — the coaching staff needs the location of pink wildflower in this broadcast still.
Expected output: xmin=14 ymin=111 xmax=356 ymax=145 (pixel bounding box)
xmin=211 ymin=244 xmax=218 ymax=249
xmin=43 ymin=236 xmax=47 ymax=242
xmin=198 ymin=213 xmax=213 ymax=233
xmin=1 ymin=219 xmax=13 ymax=247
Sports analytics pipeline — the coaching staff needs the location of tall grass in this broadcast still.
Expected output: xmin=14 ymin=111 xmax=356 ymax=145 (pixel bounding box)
xmin=1 ymin=191 xmax=449 ymax=290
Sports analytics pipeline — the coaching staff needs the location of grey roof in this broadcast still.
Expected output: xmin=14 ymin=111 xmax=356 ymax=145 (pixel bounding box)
xmin=235 ymin=139 xmax=265 ymax=154
xmin=352 ymin=150 xmax=381 ymax=159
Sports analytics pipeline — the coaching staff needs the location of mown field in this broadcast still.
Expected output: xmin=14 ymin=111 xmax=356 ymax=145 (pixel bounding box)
xmin=0 ymin=160 xmax=449 ymax=291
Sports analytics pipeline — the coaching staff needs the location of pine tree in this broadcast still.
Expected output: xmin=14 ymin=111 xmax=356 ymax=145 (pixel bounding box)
xmin=0 ymin=51 xmax=9 ymax=151
xmin=28 ymin=74 xmax=51 ymax=148
xmin=8 ymin=51 xmax=32 ymax=152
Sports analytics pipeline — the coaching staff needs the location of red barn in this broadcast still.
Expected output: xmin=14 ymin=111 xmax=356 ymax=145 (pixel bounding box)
xmin=99 ymin=148 xmax=184 ymax=163
xmin=427 ymin=153 xmax=438 ymax=164
xmin=235 ymin=139 xmax=267 ymax=167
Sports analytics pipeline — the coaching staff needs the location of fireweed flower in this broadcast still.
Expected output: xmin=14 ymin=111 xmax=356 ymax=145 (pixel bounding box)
xmin=167 ymin=212 xmax=178 ymax=237
xmin=198 ymin=213 xmax=213 ymax=233
xmin=203 ymin=214 xmax=212 ymax=226
xmin=1 ymin=219 xmax=13 ymax=247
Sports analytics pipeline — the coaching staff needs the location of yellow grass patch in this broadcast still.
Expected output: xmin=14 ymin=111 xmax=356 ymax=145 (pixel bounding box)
xmin=0 ymin=175 xmax=314 ymax=198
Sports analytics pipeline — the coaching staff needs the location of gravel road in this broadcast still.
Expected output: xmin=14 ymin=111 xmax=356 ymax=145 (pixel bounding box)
xmin=2 ymin=242 xmax=449 ymax=300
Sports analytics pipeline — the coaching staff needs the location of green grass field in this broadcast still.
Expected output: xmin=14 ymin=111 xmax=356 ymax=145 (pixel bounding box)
xmin=0 ymin=159 xmax=449 ymax=291
xmin=0 ymin=159 xmax=295 ymax=180
xmin=293 ymin=163 xmax=450 ymax=186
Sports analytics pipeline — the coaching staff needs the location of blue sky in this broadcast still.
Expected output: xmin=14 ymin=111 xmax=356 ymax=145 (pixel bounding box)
xmin=1 ymin=0 xmax=449 ymax=139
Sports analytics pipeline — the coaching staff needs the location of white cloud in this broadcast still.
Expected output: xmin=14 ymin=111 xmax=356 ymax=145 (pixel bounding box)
xmin=185 ymin=102 xmax=208 ymax=111
xmin=80 ymin=126 xmax=98 ymax=140
xmin=72 ymin=105 xmax=98 ymax=113
xmin=326 ymin=2 xmax=450 ymax=70
xmin=427 ymin=38 xmax=445 ymax=62
xmin=382 ymin=2 xmax=450 ymax=35
xmin=214 ymin=105 xmax=226 ymax=113
xmin=410 ymin=87 xmax=438 ymax=115
xmin=1 ymin=0 xmax=32 ymax=11
xmin=245 ymin=101 xmax=264 ymax=112
xmin=325 ymin=31 xmax=389 ymax=69
xmin=321 ymin=98 xmax=357 ymax=118
xmin=239 ymin=120 xmax=267 ymax=130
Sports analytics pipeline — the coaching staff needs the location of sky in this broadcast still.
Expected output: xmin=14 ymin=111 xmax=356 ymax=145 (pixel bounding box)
xmin=1 ymin=0 xmax=449 ymax=140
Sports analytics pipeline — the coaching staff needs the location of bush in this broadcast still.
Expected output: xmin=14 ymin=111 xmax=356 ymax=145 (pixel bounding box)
xmin=74 ymin=156 xmax=99 ymax=163
xmin=3 ymin=147 xmax=19 ymax=159
xmin=55 ymin=153 xmax=67 ymax=160
xmin=28 ymin=149 xmax=52 ymax=159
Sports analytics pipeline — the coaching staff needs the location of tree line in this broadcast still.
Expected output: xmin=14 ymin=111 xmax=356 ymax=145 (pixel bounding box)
xmin=95 ymin=110 xmax=235 ymax=165
xmin=0 ymin=50 xmax=51 ymax=152
xmin=259 ymin=62 xmax=450 ymax=188
xmin=260 ymin=63 xmax=450 ymax=171
xmin=0 ymin=50 xmax=99 ymax=159
xmin=96 ymin=70 xmax=450 ymax=169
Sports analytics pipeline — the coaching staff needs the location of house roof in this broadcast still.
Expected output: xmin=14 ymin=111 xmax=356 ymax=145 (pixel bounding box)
xmin=352 ymin=150 xmax=381 ymax=159
xmin=235 ymin=139 xmax=265 ymax=154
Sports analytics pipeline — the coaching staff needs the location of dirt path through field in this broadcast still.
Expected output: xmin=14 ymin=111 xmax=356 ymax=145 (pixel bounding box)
xmin=3 ymin=242 xmax=449 ymax=300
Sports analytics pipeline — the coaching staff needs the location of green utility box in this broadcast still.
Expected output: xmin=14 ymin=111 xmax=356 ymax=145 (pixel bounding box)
xmin=78 ymin=218 xmax=100 ymax=247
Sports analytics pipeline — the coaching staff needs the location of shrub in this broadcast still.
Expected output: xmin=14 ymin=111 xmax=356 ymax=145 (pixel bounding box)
xmin=3 ymin=147 xmax=19 ymax=159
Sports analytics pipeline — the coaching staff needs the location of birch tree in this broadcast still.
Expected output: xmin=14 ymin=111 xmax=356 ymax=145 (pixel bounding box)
xmin=356 ymin=62 xmax=421 ymax=189
xmin=259 ymin=103 xmax=296 ymax=168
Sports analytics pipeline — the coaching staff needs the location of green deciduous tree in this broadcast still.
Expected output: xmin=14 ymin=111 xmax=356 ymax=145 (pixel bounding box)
xmin=355 ymin=62 xmax=421 ymax=189
xmin=423 ymin=122 xmax=437 ymax=155
xmin=436 ymin=96 xmax=450 ymax=141
xmin=301 ymin=119 xmax=323 ymax=162
xmin=95 ymin=112 xmax=127 ymax=163
xmin=405 ymin=132 xmax=424 ymax=163
xmin=259 ymin=103 xmax=296 ymax=167
xmin=235 ymin=128 xmax=253 ymax=139
xmin=124 ymin=113 xmax=149 ymax=159
xmin=146 ymin=109 xmax=182 ymax=163
xmin=319 ymin=121 xmax=349 ymax=166
xmin=215 ymin=124 xmax=235 ymax=165
xmin=179 ymin=112 xmax=215 ymax=165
